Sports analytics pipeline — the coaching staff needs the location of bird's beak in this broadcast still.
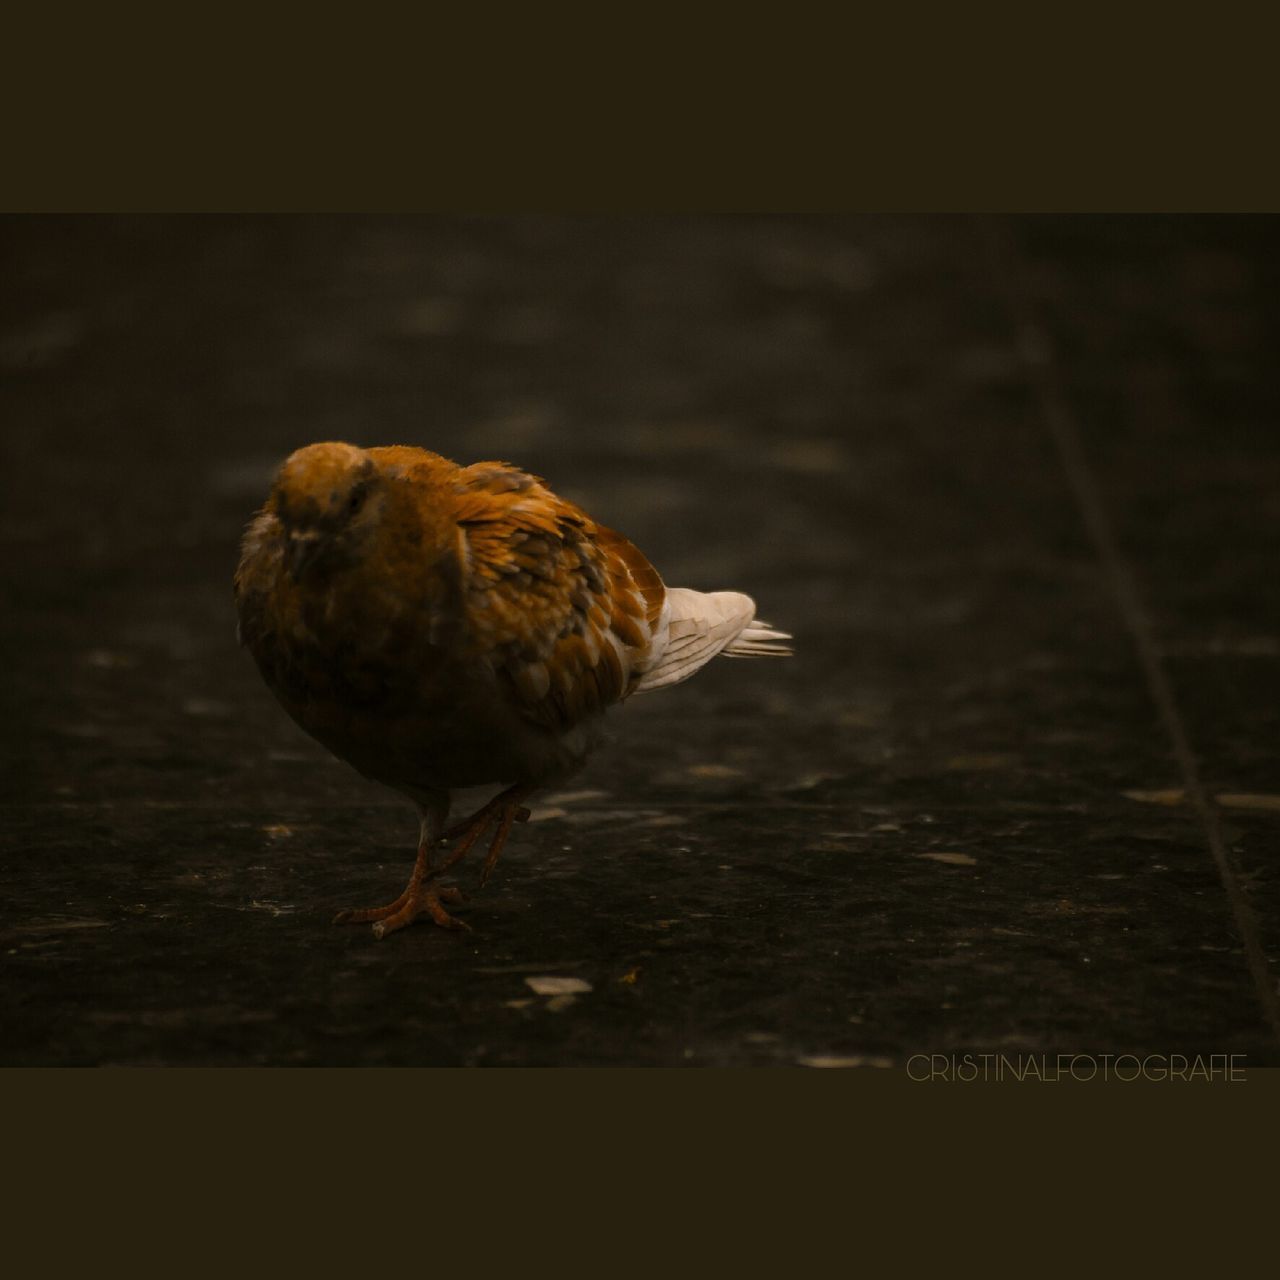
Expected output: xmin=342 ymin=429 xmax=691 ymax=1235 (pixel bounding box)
xmin=285 ymin=530 xmax=323 ymax=582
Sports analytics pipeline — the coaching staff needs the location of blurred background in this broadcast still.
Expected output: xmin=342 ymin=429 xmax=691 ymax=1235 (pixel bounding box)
xmin=2 ymin=214 xmax=1278 ymax=1066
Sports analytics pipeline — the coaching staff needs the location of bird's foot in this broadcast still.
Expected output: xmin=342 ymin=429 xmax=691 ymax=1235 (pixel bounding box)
xmin=331 ymin=785 xmax=533 ymax=940
xmin=333 ymin=883 xmax=469 ymax=937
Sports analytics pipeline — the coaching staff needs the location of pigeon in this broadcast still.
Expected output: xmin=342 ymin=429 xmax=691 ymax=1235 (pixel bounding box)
xmin=234 ymin=441 xmax=792 ymax=937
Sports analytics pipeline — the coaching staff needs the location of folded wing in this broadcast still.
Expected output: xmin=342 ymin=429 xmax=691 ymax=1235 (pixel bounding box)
xmin=452 ymin=462 xmax=665 ymax=731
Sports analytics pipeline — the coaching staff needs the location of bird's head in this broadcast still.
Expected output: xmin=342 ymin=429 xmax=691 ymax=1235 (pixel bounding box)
xmin=270 ymin=442 xmax=387 ymax=582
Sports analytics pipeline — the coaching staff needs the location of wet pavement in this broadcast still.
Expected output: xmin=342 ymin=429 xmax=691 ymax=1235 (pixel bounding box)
xmin=3 ymin=214 xmax=1278 ymax=1067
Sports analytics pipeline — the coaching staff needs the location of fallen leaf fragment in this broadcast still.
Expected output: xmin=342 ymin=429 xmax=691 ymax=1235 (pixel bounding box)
xmin=1216 ymin=793 xmax=1280 ymax=813
xmin=945 ymin=753 xmax=1016 ymax=771
xmin=687 ymin=763 xmax=743 ymax=779
xmin=525 ymin=975 xmax=593 ymax=996
xmin=799 ymin=1055 xmax=894 ymax=1069
xmin=1123 ymin=789 xmax=1185 ymax=806
xmin=528 ymin=806 xmax=568 ymax=822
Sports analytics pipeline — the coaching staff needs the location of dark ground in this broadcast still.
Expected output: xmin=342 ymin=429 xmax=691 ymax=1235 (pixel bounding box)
xmin=3 ymin=215 xmax=1278 ymax=1068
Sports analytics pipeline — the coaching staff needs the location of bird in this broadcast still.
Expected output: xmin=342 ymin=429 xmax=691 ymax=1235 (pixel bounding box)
xmin=234 ymin=441 xmax=792 ymax=938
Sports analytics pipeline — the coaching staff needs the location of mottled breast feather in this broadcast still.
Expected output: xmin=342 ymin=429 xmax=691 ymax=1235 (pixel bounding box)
xmin=451 ymin=460 xmax=667 ymax=731
xmin=233 ymin=451 xmax=465 ymax=718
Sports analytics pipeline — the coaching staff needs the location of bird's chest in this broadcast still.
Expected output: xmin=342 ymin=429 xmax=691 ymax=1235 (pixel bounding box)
xmin=251 ymin=571 xmax=446 ymax=720
xmin=240 ymin=548 xmax=595 ymax=790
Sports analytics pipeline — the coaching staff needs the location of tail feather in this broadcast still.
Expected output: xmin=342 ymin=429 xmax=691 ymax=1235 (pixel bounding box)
xmin=633 ymin=588 xmax=793 ymax=693
xmin=723 ymin=618 xmax=794 ymax=658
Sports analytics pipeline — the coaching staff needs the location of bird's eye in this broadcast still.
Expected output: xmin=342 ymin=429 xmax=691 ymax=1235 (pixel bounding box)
xmin=348 ymin=490 xmax=365 ymax=515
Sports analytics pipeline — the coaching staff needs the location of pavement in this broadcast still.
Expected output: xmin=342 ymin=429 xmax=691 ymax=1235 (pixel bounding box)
xmin=3 ymin=214 xmax=1278 ymax=1067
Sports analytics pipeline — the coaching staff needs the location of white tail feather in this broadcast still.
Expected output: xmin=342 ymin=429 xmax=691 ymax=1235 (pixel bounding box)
xmin=723 ymin=618 xmax=794 ymax=657
xmin=634 ymin=588 xmax=793 ymax=693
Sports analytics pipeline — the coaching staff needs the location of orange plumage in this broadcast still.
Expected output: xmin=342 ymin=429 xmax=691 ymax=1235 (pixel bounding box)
xmin=234 ymin=441 xmax=791 ymax=936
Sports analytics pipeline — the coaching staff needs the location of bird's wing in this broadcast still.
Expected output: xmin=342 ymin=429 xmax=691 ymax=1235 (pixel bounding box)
xmin=451 ymin=461 xmax=666 ymax=730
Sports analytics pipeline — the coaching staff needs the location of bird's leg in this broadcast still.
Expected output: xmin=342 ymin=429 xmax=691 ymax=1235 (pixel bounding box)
xmin=332 ymin=787 xmax=533 ymax=938
xmin=332 ymin=797 xmax=469 ymax=937
xmin=480 ymin=800 xmax=524 ymax=887
xmin=440 ymin=786 xmax=533 ymax=843
xmin=434 ymin=783 xmax=533 ymax=887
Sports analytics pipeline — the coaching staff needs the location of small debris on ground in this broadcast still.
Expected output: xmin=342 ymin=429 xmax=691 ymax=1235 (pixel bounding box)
xmin=1123 ymin=789 xmax=1185 ymax=806
xmin=525 ymin=975 xmax=593 ymax=996
xmin=798 ymin=1055 xmax=894 ymax=1069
